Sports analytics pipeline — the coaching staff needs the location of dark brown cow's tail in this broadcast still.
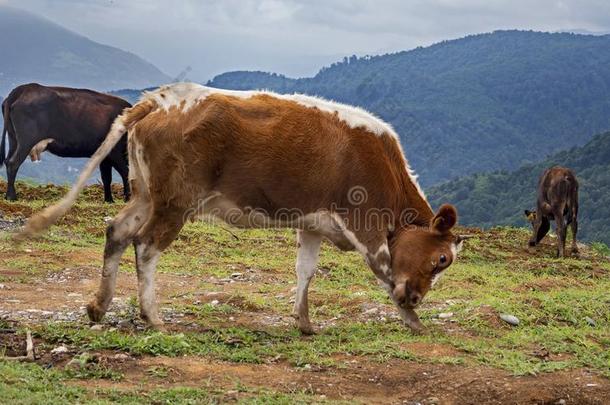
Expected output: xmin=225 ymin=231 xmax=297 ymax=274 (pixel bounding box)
xmin=15 ymin=100 xmax=157 ymax=241
xmin=0 ymin=100 xmax=8 ymax=167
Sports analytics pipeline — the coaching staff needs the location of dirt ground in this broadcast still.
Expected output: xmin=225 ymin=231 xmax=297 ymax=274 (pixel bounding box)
xmin=1 ymin=265 xmax=608 ymax=404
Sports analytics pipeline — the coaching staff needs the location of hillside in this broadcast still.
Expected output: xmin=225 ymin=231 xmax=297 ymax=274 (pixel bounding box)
xmin=427 ymin=131 xmax=610 ymax=244
xmin=208 ymin=30 xmax=610 ymax=186
xmin=0 ymin=182 xmax=609 ymax=402
xmin=0 ymin=6 xmax=170 ymax=95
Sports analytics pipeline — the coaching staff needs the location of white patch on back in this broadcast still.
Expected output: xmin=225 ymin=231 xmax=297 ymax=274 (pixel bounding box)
xmin=140 ymin=82 xmax=429 ymax=205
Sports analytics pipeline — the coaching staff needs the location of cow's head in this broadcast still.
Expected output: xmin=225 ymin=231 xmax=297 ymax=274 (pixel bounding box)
xmin=389 ymin=204 xmax=463 ymax=311
xmin=524 ymin=209 xmax=550 ymax=246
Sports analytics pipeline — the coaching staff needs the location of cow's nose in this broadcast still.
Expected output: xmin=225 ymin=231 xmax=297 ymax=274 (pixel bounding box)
xmin=409 ymin=292 xmax=422 ymax=307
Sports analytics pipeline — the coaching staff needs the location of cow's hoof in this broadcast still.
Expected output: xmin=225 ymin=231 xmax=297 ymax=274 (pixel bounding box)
xmin=86 ymin=302 xmax=106 ymax=322
xmin=407 ymin=323 xmax=426 ymax=335
xmin=5 ymin=194 xmax=17 ymax=201
xmin=297 ymin=321 xmax=316 ymax=335
xmin=148 ymin=322 xmax=166 ymax=333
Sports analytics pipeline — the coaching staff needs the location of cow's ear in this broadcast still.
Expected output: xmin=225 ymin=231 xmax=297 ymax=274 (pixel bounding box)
xmin=432 ymin=204 xmax=457 ymax=234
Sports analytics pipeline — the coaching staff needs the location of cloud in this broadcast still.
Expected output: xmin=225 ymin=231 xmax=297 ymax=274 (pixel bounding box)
xmin=8 ymin=0 xmax=610 ymax=81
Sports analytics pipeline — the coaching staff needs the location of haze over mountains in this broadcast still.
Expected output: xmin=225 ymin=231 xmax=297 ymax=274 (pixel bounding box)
xmin=0 ymin=6 xmax=169 ymax=94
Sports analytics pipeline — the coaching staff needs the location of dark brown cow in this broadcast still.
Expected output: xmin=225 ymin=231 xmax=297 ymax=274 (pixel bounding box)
xmin=525 ymin=166 xmax=579 ymax=257
xmin=0 ymin=83 xmax=131 ymax=202
xmin=19 ymin=83 xmax=468 ymax=334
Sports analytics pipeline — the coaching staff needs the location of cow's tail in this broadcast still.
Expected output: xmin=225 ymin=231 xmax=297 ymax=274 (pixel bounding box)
xmin=15 ymin=100 xmax=157 ymax=241
xmin=0 ymin=100 xmax=8 ymax=167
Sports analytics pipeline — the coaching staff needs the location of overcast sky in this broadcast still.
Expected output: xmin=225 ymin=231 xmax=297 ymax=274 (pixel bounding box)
xmin=8 ymin=0 xmax=610 ymax=81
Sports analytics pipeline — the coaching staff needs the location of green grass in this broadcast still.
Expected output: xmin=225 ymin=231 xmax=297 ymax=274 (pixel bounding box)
xmin=0 ymin=183 xmax=609 ymax=402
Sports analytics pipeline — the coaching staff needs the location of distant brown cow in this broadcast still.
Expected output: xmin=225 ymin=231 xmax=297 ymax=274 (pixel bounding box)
xmin=525 ymin=166 xmax=579 ymax=257
xmin=19 ymin=83 xmax=468 ymax=334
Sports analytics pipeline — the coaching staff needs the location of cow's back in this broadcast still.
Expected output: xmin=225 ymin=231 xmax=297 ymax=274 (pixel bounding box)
xmin=131 ymin=91 xmax=426 ymax=219
xmin=538 ymin=166 xmax=578 ymax=208
xmin=9 ymin=83 xmax=130 ymax=157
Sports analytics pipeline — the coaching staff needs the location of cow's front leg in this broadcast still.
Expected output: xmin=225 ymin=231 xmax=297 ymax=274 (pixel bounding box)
xmin=292 ymin=230 xmax=322 ymax=335
xmin=134 ymin=239 xmax=164 ymax=329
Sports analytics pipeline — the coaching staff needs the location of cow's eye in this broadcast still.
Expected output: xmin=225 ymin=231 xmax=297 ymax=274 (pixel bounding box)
xmin=439 ymin=254 xmax=447 ymax=265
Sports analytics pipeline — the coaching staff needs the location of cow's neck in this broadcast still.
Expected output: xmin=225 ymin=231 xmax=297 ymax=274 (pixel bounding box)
xmin=391 ymin=166 xmax=435 ymax=231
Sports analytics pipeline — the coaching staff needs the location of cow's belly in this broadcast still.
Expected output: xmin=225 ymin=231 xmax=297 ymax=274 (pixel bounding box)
xmin=189 ymin=191 xmax=355 ymax=251
xmin=47 ymin=142 xmax=99 ymax=158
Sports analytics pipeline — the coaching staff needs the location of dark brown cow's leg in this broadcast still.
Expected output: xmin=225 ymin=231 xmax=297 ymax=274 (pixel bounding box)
xmin=113 ymin=161 xmax=131 ymax=202
xmin=292 ymin=230 xmax=322 ymax=335
xmin=570 ymin=208 xmax=579 ymax=255
xmin=100 ymin=159 xmax=114 ymax=203
xmin=554 ymin=208 xmax=567 ymax=258
xmin=133 ymin=209 xmax=185 ymax=329
xmin=87 ymin=200 xmax=149 ymax=322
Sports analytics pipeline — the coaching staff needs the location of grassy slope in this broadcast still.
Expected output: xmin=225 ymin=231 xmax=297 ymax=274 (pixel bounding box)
xmin=0 ymin=182 xmax=609 ymax=403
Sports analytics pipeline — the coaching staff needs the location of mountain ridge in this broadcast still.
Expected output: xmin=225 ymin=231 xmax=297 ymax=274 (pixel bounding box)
xmin=0 ymin=6 xmax=170 ymax=95
xmin=207 ymin=30 xmax=610 ymax=186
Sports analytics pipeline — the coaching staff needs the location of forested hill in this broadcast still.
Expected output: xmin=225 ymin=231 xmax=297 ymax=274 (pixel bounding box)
xmin=427 ymin=131 xmax=610 ymax=244
xmin=207 ymin=30 xmax=610 ymax=186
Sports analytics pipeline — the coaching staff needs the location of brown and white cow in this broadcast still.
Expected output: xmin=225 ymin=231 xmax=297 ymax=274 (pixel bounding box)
xmin=525 ymin=166 xmax=579 ymax=258
xmin=19 ymin=83 xmax=466 ymax=334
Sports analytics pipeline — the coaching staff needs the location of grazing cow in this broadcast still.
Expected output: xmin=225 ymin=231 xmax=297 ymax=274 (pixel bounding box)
xmin=525 ymin=166 xmax=579 ymax=257
xmin=19 ymin=83 xmax=467 ymax=334
xmin=0 ymin=83 xmax=131 ymax=202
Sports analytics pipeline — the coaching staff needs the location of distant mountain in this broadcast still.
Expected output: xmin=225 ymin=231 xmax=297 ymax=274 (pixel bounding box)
xmin=0 ymin=6 xmax=170 ymax=95
xmin=427 ymin=131 xmax=610 ymax=244
xmin=207 ymin=30 xmax=610 ymax=186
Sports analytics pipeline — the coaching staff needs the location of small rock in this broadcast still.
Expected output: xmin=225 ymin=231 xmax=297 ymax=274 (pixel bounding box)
xmin=113 ymin=353 xmax=131 ymax=360
xmin=51 ymin=345 xmax=69 ymax=354
xmin=585 ymin=317 xmax=596 ymax=327
xmin=103 ymin=216 xmax=113 ymax=224
xmin=438 ymin=312 xmax=454 ymax=319
xmin=363 ymin=307 xmax=379 ymax=315
xmin=500 ymin=314 xmax=520 ymax=326
xmin=0 ymin=283 xmax=5 ymax=289
xmin=210 ymin=299 xmax=220 ymax=306
xmin=90 ymin=324 xmax=104 ymax=331
xmin=67 ymin=293 xmax=82 ymax=298
xmin=555 ymin=399 xmax=566 ymax=405
xmin=230 ymin=272 xmax=243 ymax=279
xmin=423 ymin=397 xmax=439 ymax=405
xmin=24 ymin=248 xmax=32 ymax=253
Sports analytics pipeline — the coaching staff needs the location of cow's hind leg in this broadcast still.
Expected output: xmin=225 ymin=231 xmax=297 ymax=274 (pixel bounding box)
xmin=87 ymin=200 xmax=149 ymax=322
xmin=133 ymin=209 xmax=185 ymax=329
xmin=554 ymin=207 xmax=567 ymax=258
xmin=100 ymin=159 xmax=114 ymax=203
xmin=4 ymin=112 xmax=41 ymax=200
xmin=113 ymin=160 xmax=131 ymax=202
xmin=570 ymin=207 xmax=579 ymax=255
xmin=292 ymin=230 xmax=322 ymax=335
